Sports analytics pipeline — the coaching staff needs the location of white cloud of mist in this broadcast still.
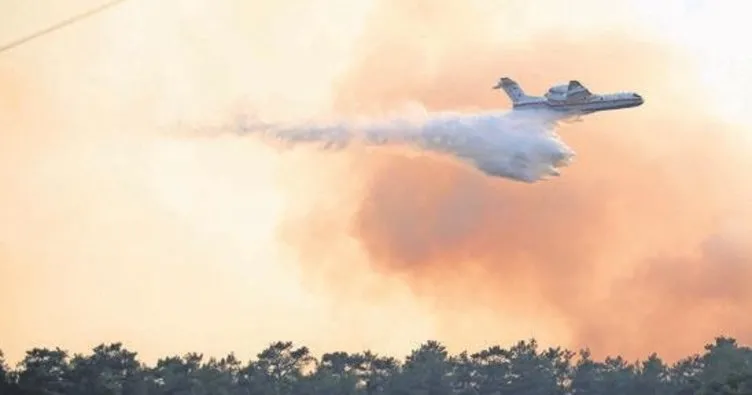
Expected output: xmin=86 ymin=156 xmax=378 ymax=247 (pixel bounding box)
xmin=217 ymin=108 xmax=575 ymax=183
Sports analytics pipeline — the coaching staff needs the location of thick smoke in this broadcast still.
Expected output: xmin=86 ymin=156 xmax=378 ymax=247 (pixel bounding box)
xmin=2 ymin=0 xmax=752 ymax=366
xmin=280 ymin=0 xmax=752 ymax=361
xmin=1 ymin=0 xmax=428 ymax=364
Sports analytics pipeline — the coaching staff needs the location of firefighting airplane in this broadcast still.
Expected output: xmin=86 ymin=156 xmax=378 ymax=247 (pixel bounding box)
xmin=493 ymin=77 xmax=644 ymax=122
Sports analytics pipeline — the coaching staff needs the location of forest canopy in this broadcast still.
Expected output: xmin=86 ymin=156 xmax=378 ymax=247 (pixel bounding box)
xmin=2 ymin=337 xmax=752 ymax=394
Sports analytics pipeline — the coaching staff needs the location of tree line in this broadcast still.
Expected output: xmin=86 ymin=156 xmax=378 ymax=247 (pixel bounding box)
xmin=1 ymin=337 xmax=751 ymax=395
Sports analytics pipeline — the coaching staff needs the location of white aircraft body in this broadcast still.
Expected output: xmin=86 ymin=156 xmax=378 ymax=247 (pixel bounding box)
xmin=493 ymin=77 xmax=644 ymax=121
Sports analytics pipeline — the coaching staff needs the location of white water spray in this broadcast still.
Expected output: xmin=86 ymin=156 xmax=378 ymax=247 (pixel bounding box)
xmin=201 ymin=109 xmax=576 ymax=183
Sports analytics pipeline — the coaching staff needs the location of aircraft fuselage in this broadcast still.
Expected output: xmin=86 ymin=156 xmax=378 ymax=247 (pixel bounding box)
xmin=493 ymin=77 xmax=644 ymax=122
xmin=512 ymin=92 xmax=644 ymax=119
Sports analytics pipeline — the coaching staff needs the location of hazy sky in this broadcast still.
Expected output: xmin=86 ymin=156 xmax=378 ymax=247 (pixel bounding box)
xmin=1 ymin=0 xmax=751 ymax=365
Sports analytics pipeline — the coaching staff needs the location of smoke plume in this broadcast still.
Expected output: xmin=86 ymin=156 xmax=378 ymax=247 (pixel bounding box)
xmin=2 ymin=0 xmax=751 ymax=365
xmin=281 ymin=0 xmax=752 ymax=361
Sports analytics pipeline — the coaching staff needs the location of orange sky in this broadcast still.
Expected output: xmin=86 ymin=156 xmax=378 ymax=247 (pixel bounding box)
xmin=1 ymin=0 xmax=751 ymax=365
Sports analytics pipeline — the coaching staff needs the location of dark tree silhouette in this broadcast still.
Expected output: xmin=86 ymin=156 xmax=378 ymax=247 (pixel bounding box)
xmin=2 ymin=336 xmax=751 ymax=394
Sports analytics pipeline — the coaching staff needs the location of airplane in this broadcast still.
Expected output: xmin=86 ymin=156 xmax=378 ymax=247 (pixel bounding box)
xmin=492 ymin=77 xmax=644 ymax=121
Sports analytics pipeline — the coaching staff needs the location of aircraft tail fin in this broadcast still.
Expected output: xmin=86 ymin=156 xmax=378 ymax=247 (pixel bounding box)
xmin=492 ymin=77 xmax=532 ymax=105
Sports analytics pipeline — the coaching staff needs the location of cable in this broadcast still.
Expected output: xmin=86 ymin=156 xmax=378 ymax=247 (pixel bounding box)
xmin=0 ymin=0 xmax=129 ymax=55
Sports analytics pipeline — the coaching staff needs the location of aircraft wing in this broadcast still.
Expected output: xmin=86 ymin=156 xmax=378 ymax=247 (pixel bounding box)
xmin=567 ymin=80 xmax=592 ymax=97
